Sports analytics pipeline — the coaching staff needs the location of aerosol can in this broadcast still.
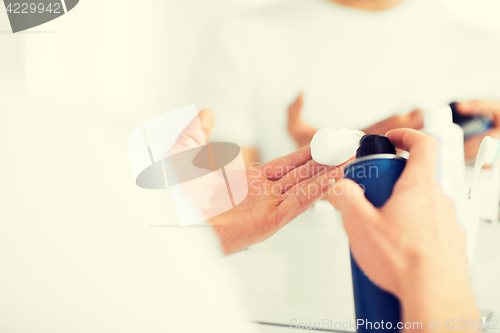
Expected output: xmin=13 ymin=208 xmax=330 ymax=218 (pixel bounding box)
xmin=344 ymin=135 xmax=407 ymax=332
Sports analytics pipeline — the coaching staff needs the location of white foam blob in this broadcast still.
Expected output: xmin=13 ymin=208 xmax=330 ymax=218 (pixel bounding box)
xmin=310 ymin=128 xmax=363 ymax=166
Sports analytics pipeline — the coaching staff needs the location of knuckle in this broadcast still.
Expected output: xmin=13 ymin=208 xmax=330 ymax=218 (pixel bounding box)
xmin=295 ymin=190 xmax=308 ymax=207
xmin=393 ymin=114 xmax=405 ymax=126
xmin=469 ymin=99 xmax=481 ymax=108
xmin=283 ymin=183 xmax=294 ymax=193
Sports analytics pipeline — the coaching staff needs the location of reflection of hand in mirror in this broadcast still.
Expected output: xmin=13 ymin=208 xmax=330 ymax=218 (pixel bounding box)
xmin=455 ymin=100 xmax=500 ymax=160
xmin=287 ymin=92 xmax=318 ymax=148
xmin=363 ymin=109 xmax=424 ymax=136
xmin=286 ymin=92 xmax=424 ymax=149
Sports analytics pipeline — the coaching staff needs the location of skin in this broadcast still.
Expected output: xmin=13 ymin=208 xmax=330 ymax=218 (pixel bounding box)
xmin=209 ymin=146 xmax=346 ymax=254
xmin=328 ymin=0 xmax=404 ymax=11
xmin=329 ymin=129 xmax=480 ymax=333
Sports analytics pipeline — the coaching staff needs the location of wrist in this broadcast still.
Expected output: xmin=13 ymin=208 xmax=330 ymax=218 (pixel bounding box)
xmin=399 ymin=260 xmax=480 ymax=331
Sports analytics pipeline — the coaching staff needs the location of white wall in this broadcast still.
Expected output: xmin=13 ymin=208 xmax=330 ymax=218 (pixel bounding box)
xmin=1 ymin=0 xmax=496 ymax=128
xmin=13 ymin=0 xmax=285 ymax=128
xmin=439 ymin=0 xmax=500 ymax=32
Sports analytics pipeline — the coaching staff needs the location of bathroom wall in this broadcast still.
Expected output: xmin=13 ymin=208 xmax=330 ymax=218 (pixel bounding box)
xmin=11 ymin=0 xmax=500 ymax=125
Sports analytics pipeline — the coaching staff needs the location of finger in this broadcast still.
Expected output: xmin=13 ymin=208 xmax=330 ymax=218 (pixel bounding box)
xmin=260 ymin=145 xmax=312 ymax=180
xmin=362 ymin=115 xmax=397 ymax=135
xmin=287 ymin=92 xmax=319 ymax=148
xmin=328 ymin=178 xmax=379 ymax=227
xmin=169 ymin=109 xmax=215 ymax=155
xmin=277 ymin=159 xmax=333 ymax=191
xmin=456 ymin=100 xmax=500 ymax=123
xmin=385 ymin=129 xmax=438 ymax=178
xmin=464 ymin=128 xmax=500 ymax=160
xmin=405 ymin=109 xmax=424 ymax=130
xmin=277 ymin=167 xmax=337 ymax=225
xmin=287 ymin=92 xmax=304 ymax=122
xmin=393 ymin=109 xmax=425 ymax=130
xmin=199 ymin=109 xmax=215 ymax=141
xmin=277 ymin=154 xmax=353 ymax=192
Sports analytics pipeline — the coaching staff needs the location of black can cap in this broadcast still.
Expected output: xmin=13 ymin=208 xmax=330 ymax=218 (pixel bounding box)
xmin=356 ymin=135 xmax=397 ymax=158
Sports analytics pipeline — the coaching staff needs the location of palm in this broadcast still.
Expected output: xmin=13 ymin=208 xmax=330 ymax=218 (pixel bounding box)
xmin=216 ymin=168 xmax=284 ymax=244
xmin=210 ymin=147 xmax=343 ymax=254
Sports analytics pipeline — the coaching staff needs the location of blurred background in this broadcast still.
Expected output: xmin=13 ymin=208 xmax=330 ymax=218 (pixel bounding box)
xmin=2 ymin=0 xmax=500 ymax=126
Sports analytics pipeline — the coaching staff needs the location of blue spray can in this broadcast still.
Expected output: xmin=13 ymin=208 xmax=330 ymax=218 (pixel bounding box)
xmin=344 ymin=135 xmax=407 ymax=332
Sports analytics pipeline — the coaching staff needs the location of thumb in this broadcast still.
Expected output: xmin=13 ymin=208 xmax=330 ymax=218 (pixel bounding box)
xmin=199 ymin=108 xmax=215 ymax=141
xmin=328 ymin=179 xmax=379 ymax=228
xmin=169 ymin=109 xmax=215 ymax=155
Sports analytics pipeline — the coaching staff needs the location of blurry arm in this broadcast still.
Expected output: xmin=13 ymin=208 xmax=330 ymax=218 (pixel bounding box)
xmin=401 ymin=265 xmax=479 ymax=333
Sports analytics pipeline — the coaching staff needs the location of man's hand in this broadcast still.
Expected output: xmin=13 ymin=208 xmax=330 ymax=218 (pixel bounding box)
xmin=210 ymin=146 xmax=344 ymax=254
xmin=329 ymin=129 xmax=480 ymax=332
xmin=455 ymin=100 xmax=500 ymax=160
xmin=287 ymin=93 xmax=423 ymax=148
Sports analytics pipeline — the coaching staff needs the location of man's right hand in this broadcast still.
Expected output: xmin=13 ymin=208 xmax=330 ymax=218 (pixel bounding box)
xmin=328 ymin=129 xmax=480 ymax=332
